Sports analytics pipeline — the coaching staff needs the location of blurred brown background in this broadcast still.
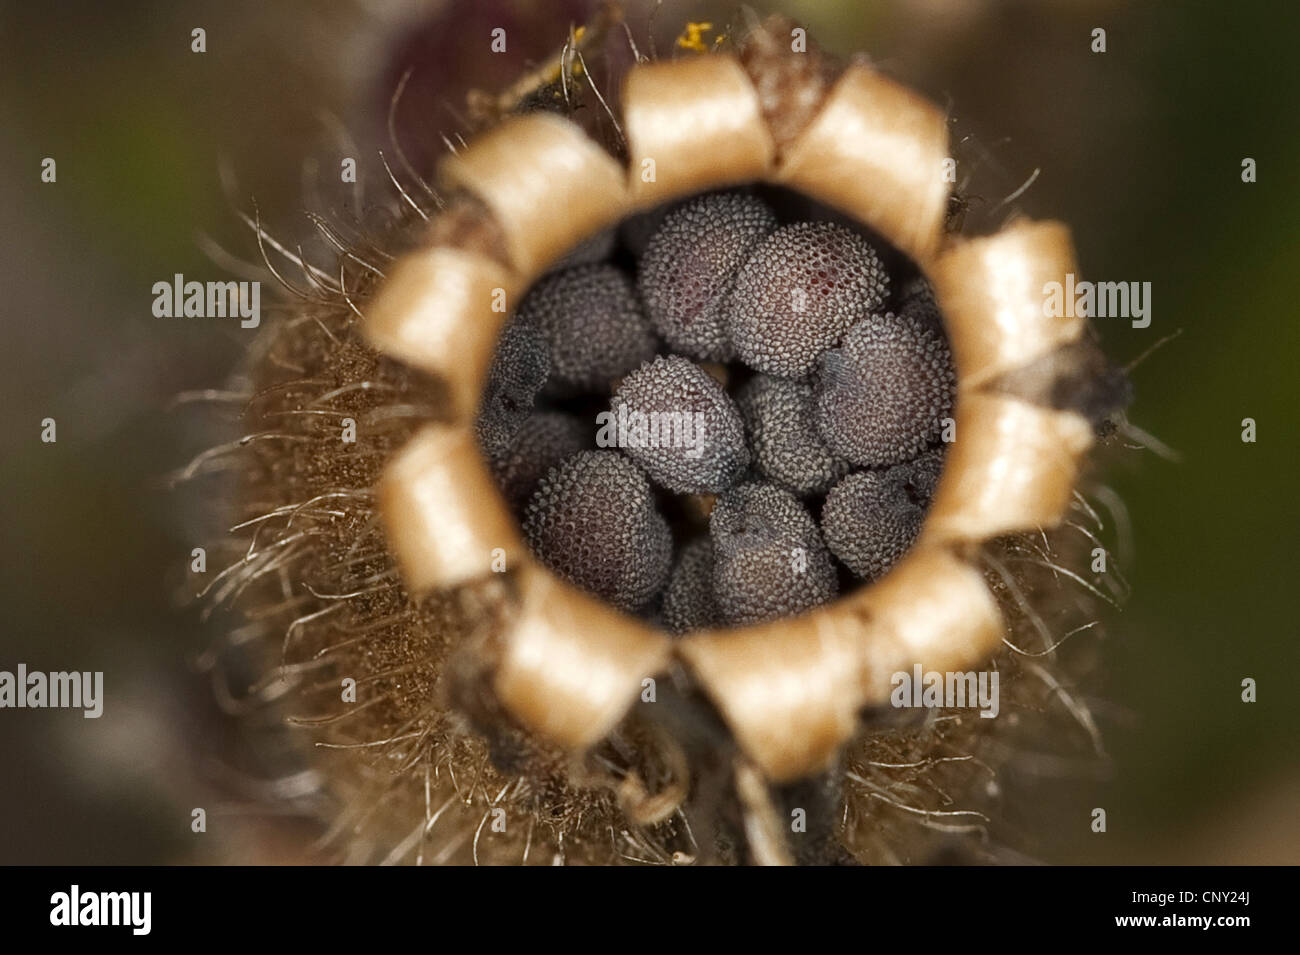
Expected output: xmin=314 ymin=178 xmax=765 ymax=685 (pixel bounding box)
xmin=0 ymin=0 xmax=1296 ymax=864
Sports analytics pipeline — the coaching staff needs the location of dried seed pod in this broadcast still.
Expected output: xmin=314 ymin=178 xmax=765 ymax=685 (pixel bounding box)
xmin=814 ymin=311 xmax=956 ymax=467
xmin=710 ymin=482 xmax=838 ymax=625
xmin=514 ymin=263 xmax=658 ymax=391
xmin=523 ymin=450 xmax=672 ymax=612
xmin=735 ymin=373 xmax=852 ymax=495
xmin=727 ymin=221 xmax=889 ymax=377
xmin=638 ymin=191 xmax=777 ymax=361
xmin=198 ymin=10 xmax=1128 ymax=869
xmin=610 ymin=355 xmax=750 ymax=494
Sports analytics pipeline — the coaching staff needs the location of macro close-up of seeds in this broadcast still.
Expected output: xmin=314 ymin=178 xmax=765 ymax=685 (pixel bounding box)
xmin=3 ymin=0 xmax=1297 ymax=914
xmin=488 ymin=186 xmax=958 ymax=630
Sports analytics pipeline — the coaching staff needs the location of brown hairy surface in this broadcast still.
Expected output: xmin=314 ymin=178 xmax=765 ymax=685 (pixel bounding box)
xmin=206 ymin=250 xmax=658 ymax=864
xmin=738 ymin=14 xmax=839 ymax=154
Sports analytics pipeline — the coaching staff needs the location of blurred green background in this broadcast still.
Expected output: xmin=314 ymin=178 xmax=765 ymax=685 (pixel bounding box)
xmin=0 ymin=0 xmax=1295 ymax=864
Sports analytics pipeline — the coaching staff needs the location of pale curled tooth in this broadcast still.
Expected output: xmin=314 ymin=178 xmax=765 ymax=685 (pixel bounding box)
xmin=362 ymin=246 xmax=519 ymax=420
xmin=922 ymin=393 xmax=1094 ymax=545
xmin=623 ymin=55 xmax=776 ymax=208
xmin=441 ymin=113 xmax=629 ymax=279
xmin=680 ymin=550 xmax=1005 ymax=780
xmin=848 ymin=546 xmax=1003 ymax=703
xmin=775 ymin=64 xmax=950 ymax=266
xmin=678 ymin=608 xmax=867 ymax=783
xmin=377 ymin=424 xmax=524 ymax=593
xmin=931 ymin=220 xmax=1085 ymax=389
xmin=494 ymin=566 xmax=672 ymax=751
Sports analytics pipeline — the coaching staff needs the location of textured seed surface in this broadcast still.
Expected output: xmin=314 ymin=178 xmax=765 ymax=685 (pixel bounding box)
xmin=907 ymin=446 xmax=946 ymax=500
xmin=661 ymin=537 xmax=719 ymax=635
xmin=727 ymin=221 xmax=889 ymax=377
xmin=475 ymin=320 xmax=550 ymax=460
xmin=515 ymin=263 xmax=657 ymax=391
xmin=815 ymin=312 xmax=955 ymax=467
xmin=894 ymin=275 xmax=944 ymax=335
xmin=710 ymin=482 xmax=838 ymax=625
xmin=639 ymin=192 xmax=777 ymax=361
xmin=611 ymin=355 xmax=750 ymax=494
xmin=736 ymin=373 xmax=851 ymax=495
xmin=821 ymin=453 xmax=942 ymax=580
xmin=523 ymin=451 xmax=671 ymax=611
xmin=489 ymin=190 xmax=961 ymax=632
xmin=490 ymin=411 xmax=590 ymax=510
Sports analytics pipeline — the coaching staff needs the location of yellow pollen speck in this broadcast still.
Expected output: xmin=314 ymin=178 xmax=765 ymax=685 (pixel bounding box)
xmin=676 ymin=22 xmax=714 ymax=53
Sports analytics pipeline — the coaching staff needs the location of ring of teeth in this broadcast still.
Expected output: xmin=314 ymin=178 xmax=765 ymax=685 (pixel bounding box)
xmin=359 ymin=28 xmax=1093 ymax=783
